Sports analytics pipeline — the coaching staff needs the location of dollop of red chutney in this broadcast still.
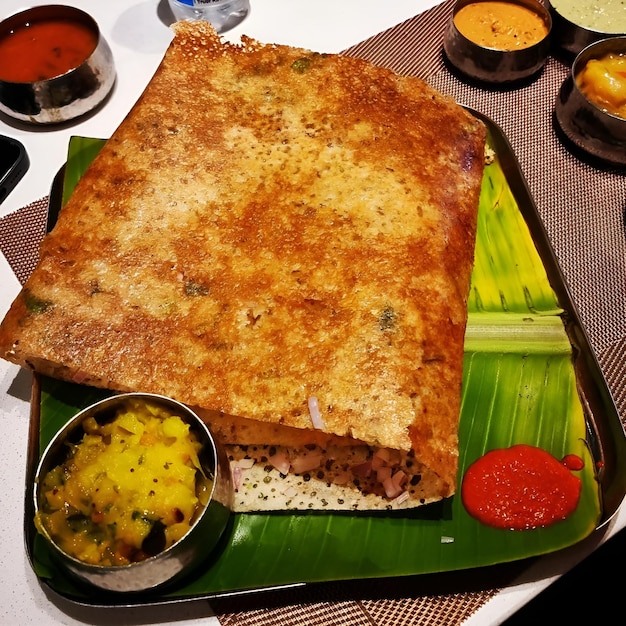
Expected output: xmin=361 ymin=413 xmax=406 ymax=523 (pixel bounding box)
xmin=461 ymin=444 xmax=583 ymax=530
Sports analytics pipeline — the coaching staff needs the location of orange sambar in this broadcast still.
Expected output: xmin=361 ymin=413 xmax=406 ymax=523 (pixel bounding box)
xmin=0 ymin=18 xmax=98 ymax=83
xmin=454 ymin=1 xmax=549 ymax=51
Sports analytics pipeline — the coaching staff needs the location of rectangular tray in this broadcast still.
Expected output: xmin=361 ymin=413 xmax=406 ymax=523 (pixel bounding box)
xmin=23 ymin=111 xmax=626 ymax=607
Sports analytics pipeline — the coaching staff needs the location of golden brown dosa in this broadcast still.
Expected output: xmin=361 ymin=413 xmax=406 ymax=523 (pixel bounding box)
xmin=0 ymin=22 xmax=485 ymax=510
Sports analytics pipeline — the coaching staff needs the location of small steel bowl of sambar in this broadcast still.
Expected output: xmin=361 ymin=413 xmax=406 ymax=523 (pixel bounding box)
xmin=443 ymin=0 xmax=552 ymax=84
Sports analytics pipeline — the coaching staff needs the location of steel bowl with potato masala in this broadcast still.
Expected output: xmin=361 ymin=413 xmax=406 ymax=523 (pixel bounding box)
xmin=33 ymin=392 xmax=232 ymax=593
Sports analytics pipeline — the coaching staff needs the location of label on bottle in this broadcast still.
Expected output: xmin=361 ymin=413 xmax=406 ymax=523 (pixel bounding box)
xmin=176 ymin=0 xmax=225 ymax=6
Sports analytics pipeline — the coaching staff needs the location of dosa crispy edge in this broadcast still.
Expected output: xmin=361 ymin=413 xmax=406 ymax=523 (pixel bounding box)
xmin=0 ymin=22 xmax=486 ymax=511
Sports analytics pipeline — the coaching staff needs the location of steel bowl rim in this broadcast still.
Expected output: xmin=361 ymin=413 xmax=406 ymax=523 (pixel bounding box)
xmin=33 ymin=392 xmax=230 ymax=577
xmin=546 ymin=0 xmax=626 ymax=38
xmin=0 ymin=4 xmax=104 ymax=84
xmin=571 ymin=36 xmax=626 ymax=120
xmin=444 ymin=0 xmax=552 ymax=83
xmin=449 ymin=0 xmax=553 ymax=52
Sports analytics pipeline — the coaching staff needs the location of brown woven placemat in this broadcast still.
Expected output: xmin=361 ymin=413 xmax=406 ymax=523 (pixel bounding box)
xmin=0 ymin=197 xmax=49 ymax=285
xmin=210 ymin=568 xmax=512 ymax=626
xmin=216 ymin=591 xmax=500 ymax=626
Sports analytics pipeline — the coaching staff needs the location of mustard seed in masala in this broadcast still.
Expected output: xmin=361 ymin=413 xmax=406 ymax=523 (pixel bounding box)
xmin=35 ymin=399 xmax=210 ymax=566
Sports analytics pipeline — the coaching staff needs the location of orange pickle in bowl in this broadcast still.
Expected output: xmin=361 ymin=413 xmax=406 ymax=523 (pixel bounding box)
xmin=453 ymin=0 xmax=550 ymax=50
xmin=577 ymin=51 xmax=626 ymax=119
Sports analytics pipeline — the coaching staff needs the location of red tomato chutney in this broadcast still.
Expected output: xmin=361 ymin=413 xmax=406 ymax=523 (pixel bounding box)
xmin=461 ymin=444 xmax=583 ymax=530
xmin=0 ymin=17 xmax=98 ymax=83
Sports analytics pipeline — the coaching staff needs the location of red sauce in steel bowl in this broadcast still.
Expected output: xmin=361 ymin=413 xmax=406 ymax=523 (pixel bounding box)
xmin=0 ymin=17 xmax=98 ymax=83
xmin=461 ymin=444 xmax=583 ymax=530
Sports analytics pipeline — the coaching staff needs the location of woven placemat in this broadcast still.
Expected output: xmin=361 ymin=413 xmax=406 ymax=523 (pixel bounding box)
xmin=210 ymin=569 xmax=510 ymax=626
xmin=0 ymin=197 xmax=48 ymax=285
xmin=215 ymin=592 xmax=500 ymax=626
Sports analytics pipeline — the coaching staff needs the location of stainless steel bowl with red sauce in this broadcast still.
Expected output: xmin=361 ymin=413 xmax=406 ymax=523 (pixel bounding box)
xmin=0 ymin=5 xmax=116 ymax=124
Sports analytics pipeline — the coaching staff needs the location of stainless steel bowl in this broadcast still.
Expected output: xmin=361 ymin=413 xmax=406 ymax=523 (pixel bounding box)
xmin=555 ymin=37 xmax=626 ymax=167
xmin=33 ymin=393 xmax=232 ymax=593
xmin=0 ymin=5 xmax=116 ymax=124
xmin=547 ymin=0 xmax=626 ymax=57
xmin=443 ymin=0 xmax=552 ymax=84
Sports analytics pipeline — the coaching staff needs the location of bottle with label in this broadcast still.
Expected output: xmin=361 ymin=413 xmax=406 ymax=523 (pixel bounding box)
xmin=168 ymin=0 xmax=250 ymax=33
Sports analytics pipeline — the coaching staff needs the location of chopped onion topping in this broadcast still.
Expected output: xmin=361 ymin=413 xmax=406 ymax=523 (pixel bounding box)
xmin=291 ymin=451 xmax=323 ymax=474
xmin=232 ymin=466 xmax=242 ymax=490
xmin=395 ymin=491 xmax=410 ymax=505
xmin=269 ymin=452 xmax=291 ymax=475
xmin=382 ymin=469 xmax=409 ymax=499
xmin=372 ymin=448 xmax=402 ymax=469
xmin=373 ymin=448 xmax=391 ymax=466
xmin=392 ymin=470 xmax=407 ymax=489
xmin=383 ymin=477 xmax=402 ymax=499
xmin=308 ymin=396 xmax=325 ymax=430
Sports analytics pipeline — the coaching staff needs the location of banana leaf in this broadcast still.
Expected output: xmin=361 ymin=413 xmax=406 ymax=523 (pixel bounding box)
xmin=26 ymin=119 xmax=620 ymax=604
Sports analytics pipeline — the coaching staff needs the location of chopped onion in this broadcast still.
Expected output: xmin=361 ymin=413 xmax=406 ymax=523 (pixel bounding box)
xmin=232 ymin=466 xmax=242 ymax=490
xmin=371 ymin=454 xmax=386 ymax=471
xmin=291 ymin=452 xmax=323 ymax=474
xmin=395 ymin=491 xmax=410 ymax=505
xmin=382 ymin=477 xmax=402 ymax=499
xmin=71 ymin=370 xmax=89 ymax=384
xmin=373 ymin=448 xmax=391 ymax=464
xmin=269 ymin=452 xmax=291 ymax=475
xmin=308 ymin=396 xmax=325 ymax=430
xmin=391 ymin=469 xmax=407 ymax=489
xmin=372 ymin=447 xmax=401 ymax=469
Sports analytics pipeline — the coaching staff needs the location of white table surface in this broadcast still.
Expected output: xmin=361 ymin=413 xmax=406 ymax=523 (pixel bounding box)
xmin=0 ymin=2 xmax=623 ymax=624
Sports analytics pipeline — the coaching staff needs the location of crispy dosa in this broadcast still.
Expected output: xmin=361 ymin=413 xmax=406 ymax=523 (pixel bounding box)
xmin=0 ymin=22 xmax=486 ymax=511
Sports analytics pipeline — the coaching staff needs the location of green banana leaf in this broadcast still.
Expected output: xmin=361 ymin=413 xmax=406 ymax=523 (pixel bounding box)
xmin=26 ymin=123 xmax=617 ymax=604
